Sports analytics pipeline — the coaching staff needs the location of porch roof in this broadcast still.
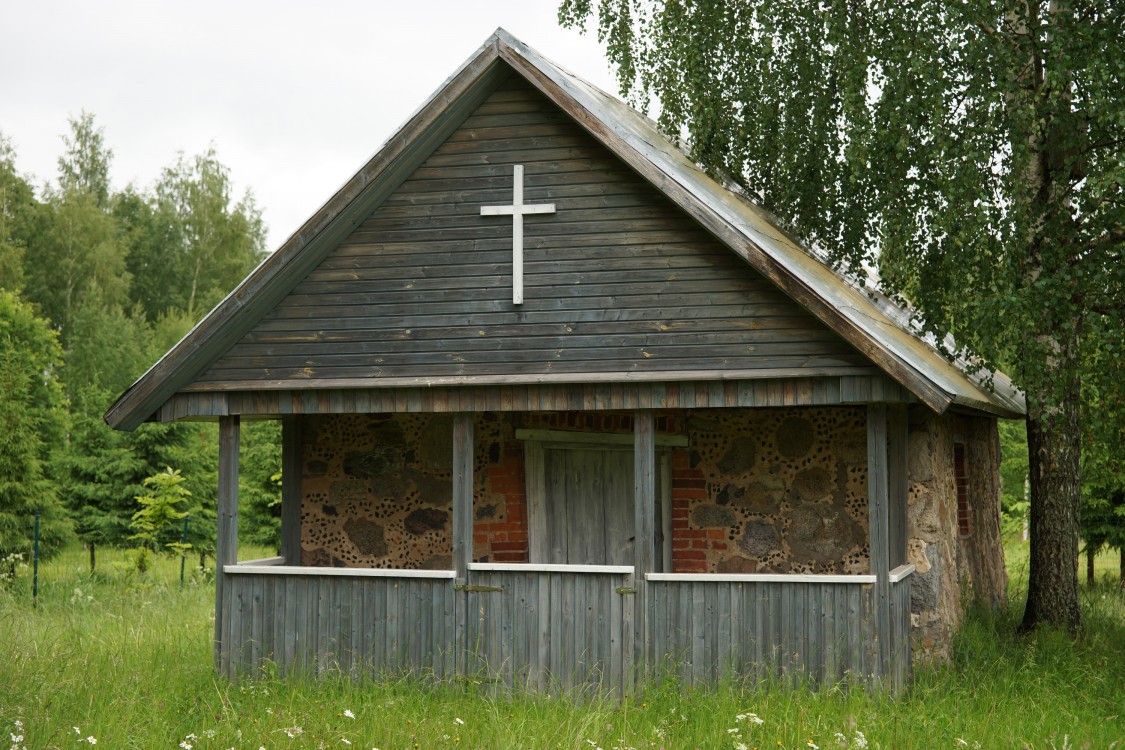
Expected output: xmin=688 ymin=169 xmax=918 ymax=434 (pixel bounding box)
xmin=105 ymin=29 xmax=1024 ymax=431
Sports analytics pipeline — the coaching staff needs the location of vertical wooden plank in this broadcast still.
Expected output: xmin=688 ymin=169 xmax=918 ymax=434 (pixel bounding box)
xmin=281 ymin=416 xmax=302 ymax=563
xmin=609 ymin=573 xmax=624 ymax=695
xmin=841 ymin=582 xmax=856 ymax=680
xmin=215 ymin=415 xmax=240 ymax=672
xmin=603 ymin=448 xmax=635 ymax=566
xmin=632 ymin=410 xmax=655 ymax=691
xmin=561 ymin=574 xmax=575 ymax=688
xmin=524 ymin=441 xmax=547 ymax=563
xmin=369 ymin=577 xmax=385 ymax=674
xmin=282 ymin=575 xmax=296 ymax=676
xmin=316 ymin=577 xmax=329 ymax=674
xmin=548 ymin=573 xmax=563 ymax=683
xmin=820 ymin=584 xmax=835 ymax=684
xmin=536 ymin=571 xmax=551 ymax=692
xmin=500 ymin=574 xmax=514 ymax=689
xmin=452 ymin=412 xmax=474 ymax=679
xmin=546 ymin=449 xmax=569 ymax=563
xmin=867 ymin=403 xmax=892 ymax=681
xmin=572 ymin=575 xmax=587 ymax=687
xmin=887 ymin=405 xmax=909 ymax=568
xmin=250 ymin=575 xmax=264 ymax=671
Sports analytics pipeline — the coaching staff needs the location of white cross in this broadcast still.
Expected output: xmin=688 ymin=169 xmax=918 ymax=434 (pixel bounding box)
xmin=480 ymin=164 xmax=555 ymax=304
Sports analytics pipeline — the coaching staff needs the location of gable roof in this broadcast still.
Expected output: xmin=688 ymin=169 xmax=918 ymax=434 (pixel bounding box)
xmin=105 ymin=29 xmax=1025 ymax=431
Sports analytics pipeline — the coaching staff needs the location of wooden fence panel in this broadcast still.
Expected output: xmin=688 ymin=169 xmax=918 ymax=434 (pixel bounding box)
xmin=463 ymin=569 xmax=633 ymax=694
xmin=220 ymin=571 xmax=910 ymax=690
xmin=646 ymin=580 xmax=889 ymax=687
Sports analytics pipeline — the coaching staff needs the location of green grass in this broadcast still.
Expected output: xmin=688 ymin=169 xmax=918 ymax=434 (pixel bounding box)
xmin=2 ymin=545 xmax=1123 ymax=749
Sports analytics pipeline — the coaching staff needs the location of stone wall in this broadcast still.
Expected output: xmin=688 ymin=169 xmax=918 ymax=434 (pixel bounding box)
xmin=299 ymin=407 xmax=872 ymax=575
xmin=300 ymin=413 xmax=527 ymax=568
xmin=906 ymin=410 xmax=1007 ymax=661
xmin=674 ymin=407 xmax=870 ymax=574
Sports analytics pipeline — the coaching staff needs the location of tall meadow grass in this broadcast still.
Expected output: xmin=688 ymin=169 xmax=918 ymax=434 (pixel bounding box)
xmin=1 ymin=544 xmax=1121 ymax=749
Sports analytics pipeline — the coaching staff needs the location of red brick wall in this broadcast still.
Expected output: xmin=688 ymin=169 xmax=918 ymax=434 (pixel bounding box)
xmin=475 ymin=438 xmax=529 ymax=563
xmin=670 ymin=449 xmax=729 ymax=572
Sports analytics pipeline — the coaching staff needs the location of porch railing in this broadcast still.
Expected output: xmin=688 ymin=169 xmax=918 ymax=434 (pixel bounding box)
xmin=220 ymin=560 xmax=913 ymax=692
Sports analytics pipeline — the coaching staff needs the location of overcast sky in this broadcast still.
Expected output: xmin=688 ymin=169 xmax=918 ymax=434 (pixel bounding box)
xmin=0 ymin=1 xmax=619 ymax=249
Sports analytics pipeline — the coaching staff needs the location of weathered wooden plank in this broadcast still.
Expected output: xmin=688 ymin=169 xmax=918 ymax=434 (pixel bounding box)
xmin=202 ymin=354 xmax=869 ymax=385
xmin=887 ymin=405 xmax=909 ymax=567
xmin=172 ymin=375 xmax=893 ymax=424
xmin=867 ymin=404 xmax=892 ymax=681
xmin=215 ymin=416 xmax=240 ymax=673
xmin=452 ymin=412 xmax=473 ymax=675
xmin=234 ymin=328 xmax=844 ymax=362
xmin=535 ymin=571 xmax=551 ymax=691
xmin=249 ymin=575 xmax=263 ymax=670
xmin=281 ymin=416 xmax=302 ymax=563
xmin=632 ymin=412 xmax=655 ymax=689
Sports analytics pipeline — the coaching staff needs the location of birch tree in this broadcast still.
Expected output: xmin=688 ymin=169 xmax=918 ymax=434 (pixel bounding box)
xmin=560 ymin=0 xmax=1125 ymax=632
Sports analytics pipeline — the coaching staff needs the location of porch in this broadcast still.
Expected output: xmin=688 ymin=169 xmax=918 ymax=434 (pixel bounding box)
xmin=214 ymin=404 xmax=914 ymax=693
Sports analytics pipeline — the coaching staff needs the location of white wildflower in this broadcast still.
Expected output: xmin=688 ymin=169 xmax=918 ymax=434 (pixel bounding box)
xmin=73 ymin=728 xmax=81 ymax=736
xmin=736 ymin=744 xmax=749 ymax=750
xmin=343 ymin=709 xmax=356 ymax=719
xmin=179 ymin=742 xmax=192 ymax=750
xmin=807 ymin=741 xmax=819 ymax=750
xmin=854 ymin=731 xmax=868 ymax=749
xmin=727 ymin=728 xmax=741 ymax=735
xmin=453 ymin=717 xmax=464 ymax=726
xmin=956 ymin=741 xmax=969 ymax=748
xmin=203 ymin=730 xmax=216 ymax=739
xmin=86 ymin=738 xmax=98 ymax=745
xmin=341 ymin=739 xmax=352 ymax=746
xmin=284 ymin=727 xmax=304 ymax=738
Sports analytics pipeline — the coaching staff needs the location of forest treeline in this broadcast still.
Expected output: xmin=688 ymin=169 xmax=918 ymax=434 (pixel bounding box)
xmin=0 ymin=113 xmax=280 ymax=569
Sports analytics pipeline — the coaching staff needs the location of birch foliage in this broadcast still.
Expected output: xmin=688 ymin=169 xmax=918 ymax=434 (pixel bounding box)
xmin=560 ymin=0 xmax=1125 ymax=631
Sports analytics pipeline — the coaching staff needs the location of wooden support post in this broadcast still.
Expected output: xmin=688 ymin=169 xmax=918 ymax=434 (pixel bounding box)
xmin=280 ymin=416 xmax=302 ymax=564
xmin=866 ymin=404 xmax=891 ymax=682
xmin=451 ymin=413 xmax=474 ymax=675
xmin=215 ymin=415 xmax=240 ymax=675
xmin=887 ymin=406 xmax=909 ymax=568
xmin=633 ymin=410 xmax=656 ymax=693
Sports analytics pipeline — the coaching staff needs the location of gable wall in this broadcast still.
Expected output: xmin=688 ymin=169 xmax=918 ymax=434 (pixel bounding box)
xmin=196 ymin=76 xmax=875 ymax=387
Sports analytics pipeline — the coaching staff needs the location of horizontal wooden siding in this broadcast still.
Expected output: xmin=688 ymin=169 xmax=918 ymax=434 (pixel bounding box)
xmin=195 ymin=77 xmax=873 ymax=387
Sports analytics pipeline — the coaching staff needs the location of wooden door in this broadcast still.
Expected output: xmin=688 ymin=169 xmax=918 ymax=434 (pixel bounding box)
xmin=543 ymin=444 xmax=634 ymax=565
xmin=531 ymin=443 xmax=666 ymax=568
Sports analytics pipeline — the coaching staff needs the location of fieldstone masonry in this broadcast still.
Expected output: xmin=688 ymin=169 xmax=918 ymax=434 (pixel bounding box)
xmin=906 ymin=410 xmax=1007 ymax=662
xmin=298 ymin=406 xmax=1006 ymax=663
